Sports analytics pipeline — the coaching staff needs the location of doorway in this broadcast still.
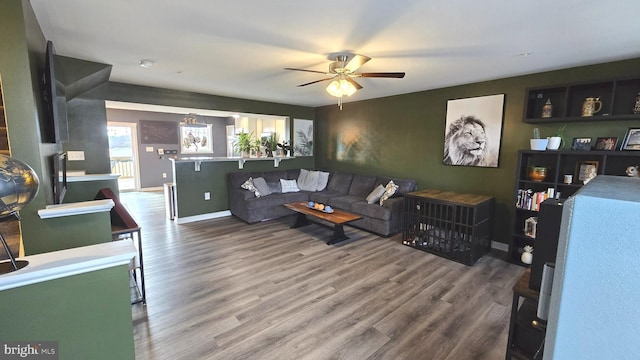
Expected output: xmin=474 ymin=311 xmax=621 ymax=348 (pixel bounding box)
xmin=108 ymin=122 xmax=140 ymax=191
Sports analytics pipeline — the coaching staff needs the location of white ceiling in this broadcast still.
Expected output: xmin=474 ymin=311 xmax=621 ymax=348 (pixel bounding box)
xmin=31 ymin=0 xmax=640 ymax=108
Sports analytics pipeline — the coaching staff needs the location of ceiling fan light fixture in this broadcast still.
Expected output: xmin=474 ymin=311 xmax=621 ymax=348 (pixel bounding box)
xmin=325 ymin=77 xmax=356 ymax=97
xmin=326 ymin=79 xmax=341 ymax=97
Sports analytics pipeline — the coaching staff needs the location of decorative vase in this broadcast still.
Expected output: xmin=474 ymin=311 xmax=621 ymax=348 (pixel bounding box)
xmin=528 ymin=166 xmax=547 ymax=182
xmin=541 ymin=98 xmax=553 ymax=118
xmin=521 ymin=246 xmax=533 ymax=265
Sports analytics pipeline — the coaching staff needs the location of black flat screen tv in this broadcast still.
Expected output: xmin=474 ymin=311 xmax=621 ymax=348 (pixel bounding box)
xmin=41 ymin=40 xmax=69 ymax=143
xmin=52 ymin=152 xmax=67 ymax=204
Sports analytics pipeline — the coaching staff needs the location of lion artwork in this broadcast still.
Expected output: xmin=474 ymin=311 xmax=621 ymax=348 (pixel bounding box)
xmin=443 ymin=116 xmax=489 ymax=166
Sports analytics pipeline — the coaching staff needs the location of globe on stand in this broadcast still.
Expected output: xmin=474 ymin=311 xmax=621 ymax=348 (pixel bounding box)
xmin=0 ymin=154 xmax=39 ymax=274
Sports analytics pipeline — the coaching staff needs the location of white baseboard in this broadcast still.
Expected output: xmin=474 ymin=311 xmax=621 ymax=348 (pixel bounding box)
xmin=176 ymin=210 xmax=232 ymax=224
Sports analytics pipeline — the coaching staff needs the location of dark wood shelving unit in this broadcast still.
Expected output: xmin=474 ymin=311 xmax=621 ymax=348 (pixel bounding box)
xmin=510 ymin=150 xmax=640 ymax=264
xmin=523 ymin=77 xmax=640 ymax=123
xmin=506 ymin=269 xmax=545 ymax=359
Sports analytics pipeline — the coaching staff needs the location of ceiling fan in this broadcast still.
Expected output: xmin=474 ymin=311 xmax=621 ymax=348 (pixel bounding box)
xmin=285 ymin=54 xmax=405 ymax=109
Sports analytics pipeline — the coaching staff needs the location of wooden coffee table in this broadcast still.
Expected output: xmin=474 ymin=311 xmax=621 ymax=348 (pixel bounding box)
xmin=283 ymin=202 xmax=362 ymax=244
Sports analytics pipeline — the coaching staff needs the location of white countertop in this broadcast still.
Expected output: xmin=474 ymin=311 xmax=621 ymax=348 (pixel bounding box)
xmin=0 ymin=241 xmax=137 ymax=291
xmin=38 ymin=199 xmax=115 ymax=219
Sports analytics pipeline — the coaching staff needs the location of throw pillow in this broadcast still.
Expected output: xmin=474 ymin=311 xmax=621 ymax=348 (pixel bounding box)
xmin=280 ymin=179 xmax=300 ymax=193
xmin=267 ymin=181 xmax=281 ymax=194
xmin=297 ymin=168 xmax=319 ymax=191
xmin=252 ymin=177 xmax=271 ymax=197
xmin=366 ymin=184 xmax=386 ymax=204
xmin=379 ymin=180 xmax=399 ymax=206
xmin=241 ymin=177 xmax=262 ymax=197
xmin=316 ymin=171 xmax=330 ymax=191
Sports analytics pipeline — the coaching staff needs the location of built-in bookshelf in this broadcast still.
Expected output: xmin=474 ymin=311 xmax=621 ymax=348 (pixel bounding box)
xmin=510 ymin=149 xmax=640 ymax=264
xmin=524 ymin=77 xmax=640 ymax=123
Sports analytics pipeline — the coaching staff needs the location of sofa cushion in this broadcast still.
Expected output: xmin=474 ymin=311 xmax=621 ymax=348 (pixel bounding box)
xmin=229 ymin=171 xmax=263 ymax=190
xmin=282 ymin=192 xmax=309 ymax=203
xmin=379 ymin=180 xmax=399 ymax=205
xmin=241 ymin=177 xmax=262 ymax=197
xmin=287 ymin=169 xmax=302 ymax=180
xmin=297 ymin=169 xmax=319 ymax=191
xmin=351 ymin=201 xmax=393 ymax=221
xmin=316 ymin=171 xmax=330 ymax=191
xmin=366 ymin=184 xmax=386 ymax=204
xmin=309 ymin=191 xmax=342 ymax=204
xmin=267 ymin=181 xmax=281 ymax=194
xmin=348 ymin=174 xmax=378 ymax=197
xmin=245 ymin=195 xmax=287 ymax=210
xmin=263 ymin=170 xmax=290 ymax=184
xmin=326 ymin=172 xmax=353 ymax=194
xmin=252 ymin=177 xmax=271 ymax=197
xmin=375 ymin=176 xmax=417 ymax=196
xmin=329 ymin=195 xmax=363 ymax=210
xmin=280 ymin=179 xmax=300 ymax=193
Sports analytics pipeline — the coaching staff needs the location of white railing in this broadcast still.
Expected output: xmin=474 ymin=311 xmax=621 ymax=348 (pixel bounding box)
xmin=110 ymin=157 xmax=134 ymax=178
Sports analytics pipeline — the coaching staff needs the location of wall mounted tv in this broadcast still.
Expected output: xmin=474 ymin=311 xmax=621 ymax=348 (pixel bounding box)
xmin=52 ymin=152 xmax=67 ymax=204
xmin=41 ymin=40 xmax=69 ymax=143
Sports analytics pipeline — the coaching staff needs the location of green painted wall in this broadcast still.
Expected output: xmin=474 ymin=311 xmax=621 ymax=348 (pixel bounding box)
xmin=27 ymin=212 xmax=113 ymax=255
xmin=65 ymin=179 xmax=119 ymax=203
xmin=0 ymin=265 xmax=135 ymax=360
xmin=174 ymin=157 xmax=314 ymax=217
xmin=315 ymin=58 xmax=640 ymax=254
xmin=0 ymin=0 xmax=115 ymax=256
xmin=75 ymin=80 xmax=317 ymax=218
xmin=65 ymin=98 xmax=111 ymax=174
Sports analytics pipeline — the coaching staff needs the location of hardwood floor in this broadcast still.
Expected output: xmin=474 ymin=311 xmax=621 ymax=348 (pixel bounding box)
xmin=122 ymin=191 xmax=524 ymax=360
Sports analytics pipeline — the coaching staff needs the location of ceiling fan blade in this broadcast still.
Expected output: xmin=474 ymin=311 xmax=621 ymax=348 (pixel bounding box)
xmin=297 ymin=77 xmax=335 ymax=87
xmin=358 ymin=72 xmax=406 ymax=78
xmin=284 ymin=67 xmax=329 ymax=75
xmin=344 ymin=54 xmax=371 ymax=73
xmin=345 ymin=77 xmax=363 ymax=90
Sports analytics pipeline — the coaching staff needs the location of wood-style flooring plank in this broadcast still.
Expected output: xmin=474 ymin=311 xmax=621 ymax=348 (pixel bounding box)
xmin=122 ymin=191 xmax=525 ymax=360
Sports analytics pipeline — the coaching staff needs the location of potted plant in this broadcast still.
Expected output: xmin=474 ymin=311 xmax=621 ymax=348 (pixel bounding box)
xmin=233 ymin=131 xmax=253 ymax=157
xmin=547 ymin=124 xmax=566 ymax=150
xmin=530 ymin=128 xmax=548 ymax=151
xmin=251 ymin=138 xmax=263 ymax=158
xmin=263 ymin=133 xmax=279 ymax=157
xmin=277 ymin=140 xmax=291 ymax=157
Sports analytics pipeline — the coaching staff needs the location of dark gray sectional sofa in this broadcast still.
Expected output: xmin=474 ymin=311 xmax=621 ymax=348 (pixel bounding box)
xmin=227 ymin=169 xmax=417 ymax=236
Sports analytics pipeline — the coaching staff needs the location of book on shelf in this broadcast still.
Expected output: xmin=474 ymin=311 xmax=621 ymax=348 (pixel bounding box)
xmin=516 ymin=188 xmax=555 ymax=211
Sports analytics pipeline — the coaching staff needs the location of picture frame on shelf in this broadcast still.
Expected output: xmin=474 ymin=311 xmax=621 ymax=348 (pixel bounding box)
xmin=571 ymin=137 xmax=592 ymax=151
xmin=576 ymin=160 xmax=599 ymax=182
xmin=621 ymin=128 xmax=640 ymax=151
xmin=594 ymin=137 xmax=618 ymax=151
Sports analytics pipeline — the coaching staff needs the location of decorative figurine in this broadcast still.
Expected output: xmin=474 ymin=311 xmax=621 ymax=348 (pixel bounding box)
xmin=541 ymin=98 xmax=553 ymax=118
xmin=633 ymin=93 xmax=640 ymax=114
xmin=625 ymin=165 xmax=639 ymax=177
xmin=521 ymin=245 xmax=533 ymax=265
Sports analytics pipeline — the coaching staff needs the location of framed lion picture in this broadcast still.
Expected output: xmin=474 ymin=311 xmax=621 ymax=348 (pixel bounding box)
xmin=443 ymin=94 xmax=505 ymax=167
